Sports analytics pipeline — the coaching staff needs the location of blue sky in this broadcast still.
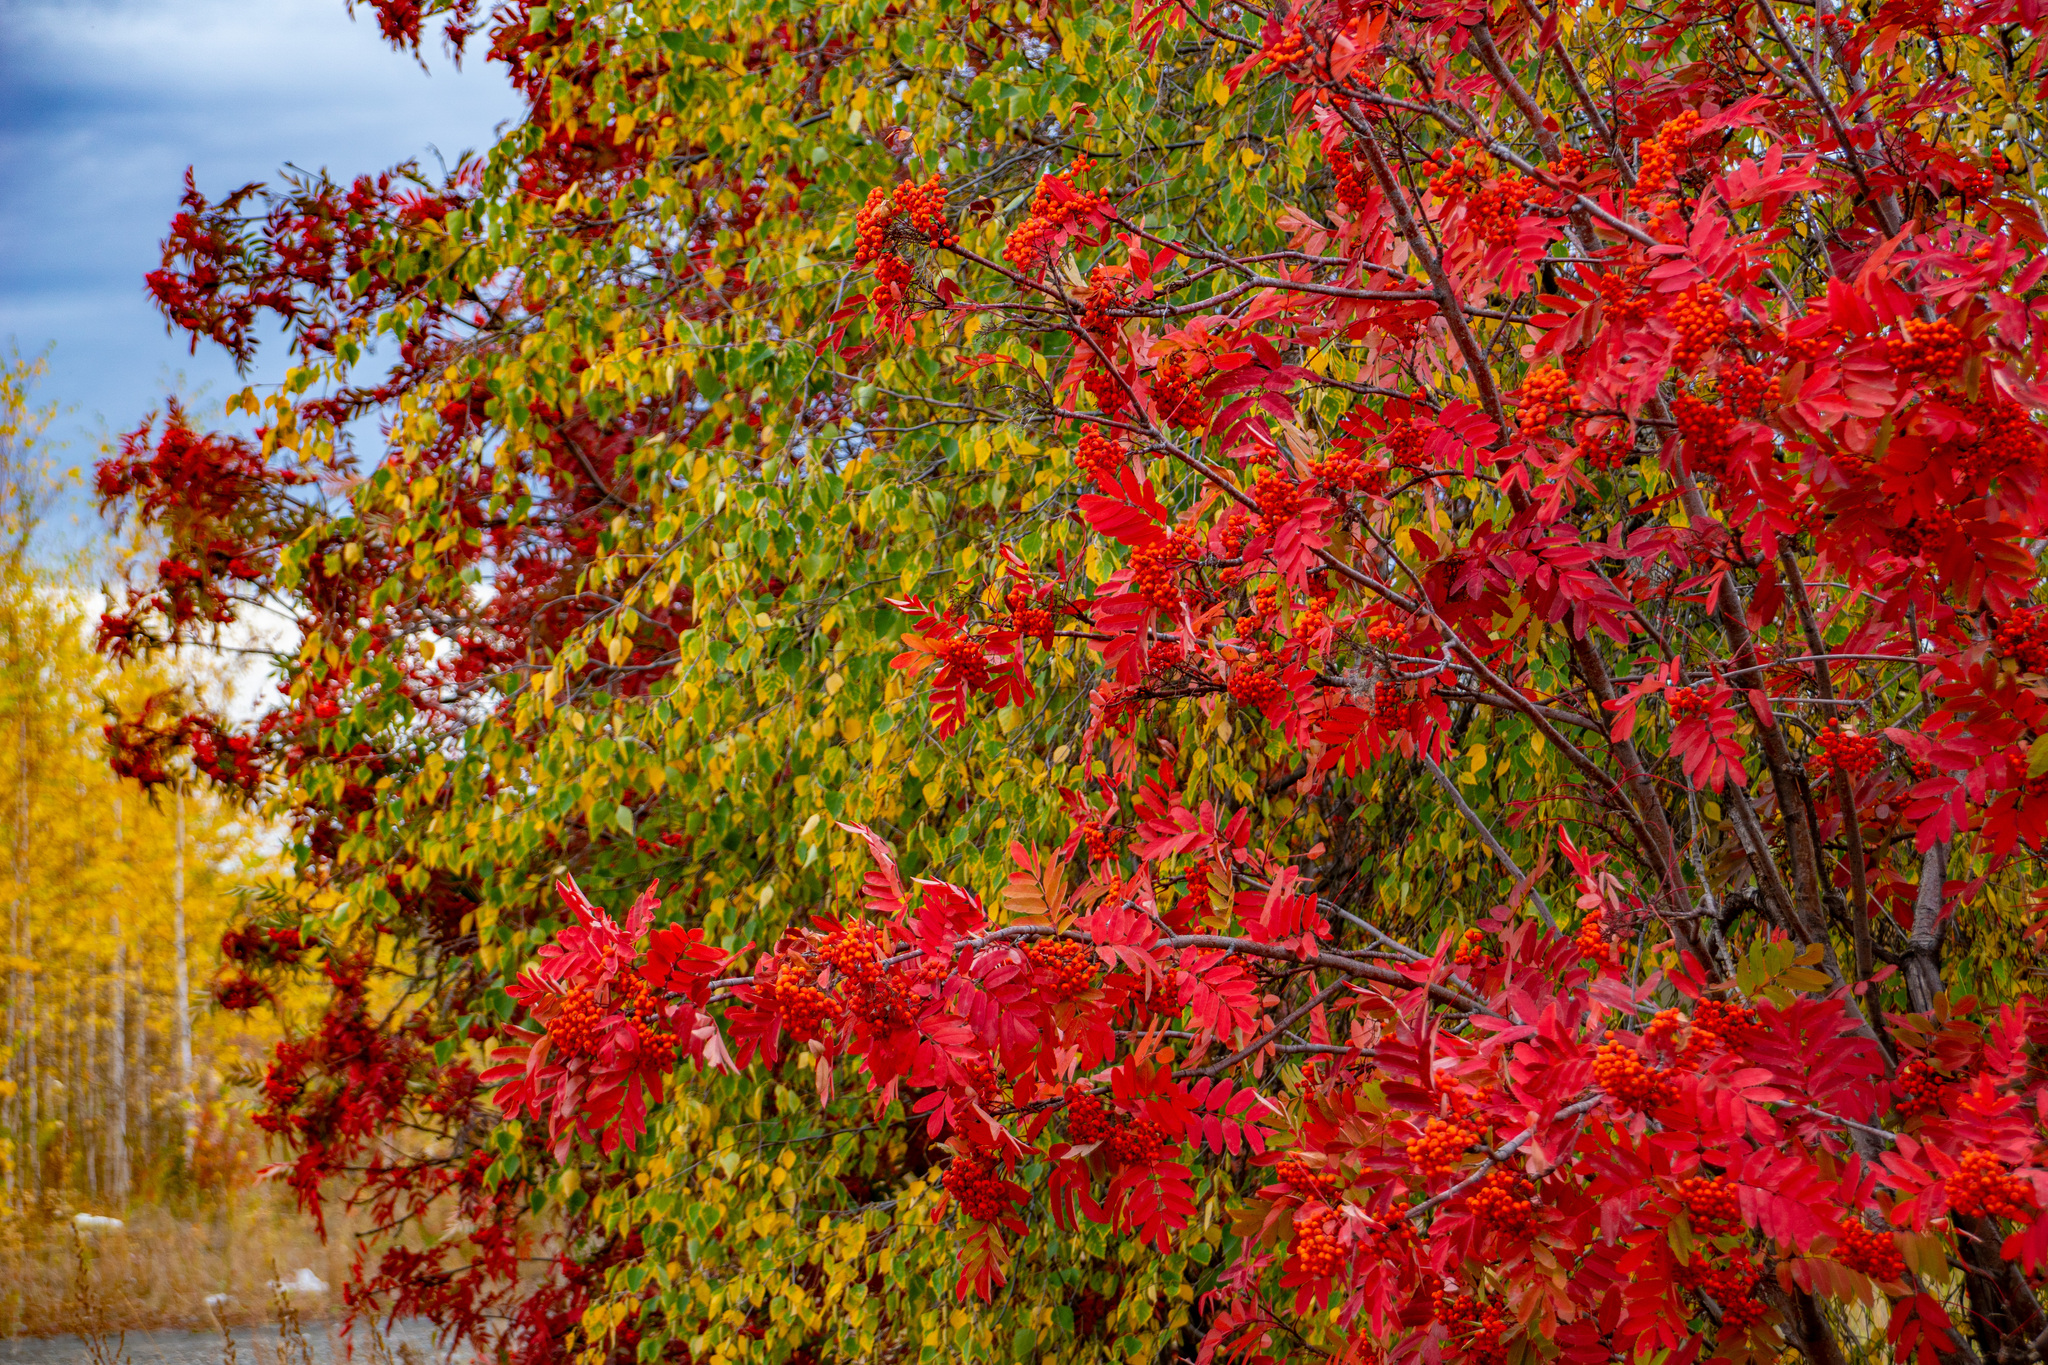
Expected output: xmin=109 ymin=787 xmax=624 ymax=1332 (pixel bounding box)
xmin=0 ymin=0 xmax=523 ymax=545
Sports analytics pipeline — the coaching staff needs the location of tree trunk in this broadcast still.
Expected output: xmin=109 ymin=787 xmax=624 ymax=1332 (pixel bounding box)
xmin=108 ymin=793 xmax=128 ymax=1203
xmin=175 ymin=786 xmax=195 ymax=1166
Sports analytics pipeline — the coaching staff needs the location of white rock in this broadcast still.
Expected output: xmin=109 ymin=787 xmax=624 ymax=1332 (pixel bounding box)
xmin=270 ymin=1267 xmax=329 ymax=1295
xmin=72 ymin=1214 xmax=125 ymax=1232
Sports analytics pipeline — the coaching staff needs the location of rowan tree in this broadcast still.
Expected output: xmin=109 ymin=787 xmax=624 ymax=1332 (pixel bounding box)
xmin=95 ymin=0 xmax=2048 ymax=1361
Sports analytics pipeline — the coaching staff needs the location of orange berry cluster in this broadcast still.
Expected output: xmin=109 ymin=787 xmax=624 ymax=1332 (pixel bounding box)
xmin=1007 ymin=585 xmax=1054 ymax=643
xmin=1082 ymin=819 xmax=1125 ymax=864
xmin=1366 ymin=616 xmax=1409 ymax=649
xmin=1276 ymin=1154 xmax=1343 ymax=1202
xmin=1593 ymin=1035 xmax=1678 ymax=1110
xmin=820 ymin=922 xmax=914 ymax=1028
xmin=1311 ymin=446 xmax=1386 ymax=496
xmin=1666 ymin=685 xmax=1711 ymax=722
xmin=1327 ymin=140 xmax=1371 ymax=212
xmin=1026 ymin=936 xmax=1097 ymax=1000
xmin=615 ymin=972 xmax=680 ymax=1054
xmin=1468 ymin=1168 xmax=1536 ymax=1240
xmin=1670 ymin=283 xmax=1731 ymax=370
xmin=1948 ymin=1148 xmax=2034 ymax=1220
xmin=1148 ymin=638 xmax=1185 ymax=673
xmin=547 ymin=986 xmax=606 ymax=1059
xmin=1003 ymin=154 xmax=1110 ymax=273
xmin=853 ymin=176 xmax=956 ymax=296
xmin=1676 ymin=1175 xmax=1742 ymax=1237
xmin=1453 ymin=928 xmax=1494 ymax=968
xmin=1718 ymin=357 xmax=1773 ymax=413
xmin=761 ymin=959 xmax=838 ymax=1040
xmin=1386 ymin=419 xmax=1433 ymax=467
xmin=1637 ymin=110 xmax=1705 ymax=190
xmin=1075 ymin=427 xmax=1127 ymax=488
xmin=1292 ymin=1205 xmax=1349 ymax=1277
xmin=1673 ymin=390 xmax=1737 ymax=475
xmin=1574 ymin=905 xmax=1613 ymax=961
xmin=1129 ymin=537 xmax=1186 ymax=614
xmin=1407 ymin=1113 xmax=1481 ymax=1178
xmin=1596 ymin=266 xmax=1654 ymax=327
xmin=933 ymin=635 xmax=991 ymax=689
xmin=1151 ymin=349 xmax=1206 ymax=430
xmin=943 ymin=1150 xmax=1014 ymax=1224
xmin=1263 ymin=21 xmax=1310 ymax=68
xmin=1682 ymin=998 xmax=1759 ymax=1064
xmin=1993 ymin=605 xmax=2048 ymax=675
xmin=1886 ymin=316 xmax=1976 ymax=378
xmin=1516 ymin=367 xmax=1576 ymax=433
xmin=1816 ymin=723 xmax=1883 ymax=777
xmin=1466 ymin=177 xmax=1531 ymax=247
xmin=1253 ymin=466 xmax=1304 ymax=530
xmin=1421 ymin=139 xmax=1488 ymax=197
xmin=1784 ymin=326 xmax=1840 ymax=363
xmin=1230 ymin=666 xmax=1287 ymax=709
xmin=1834 ymin=1220 xmax=1905 ymax=1281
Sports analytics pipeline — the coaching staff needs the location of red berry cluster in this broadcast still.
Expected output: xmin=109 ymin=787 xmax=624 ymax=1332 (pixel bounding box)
xmin=1311 ymin=445 xmax=1386 ymax=496
xmin=1465 ymin=176 xmax=1532 ymax=246
xmin=1026 ymin=936 xmax=1097 ymax=1000
xmin=1682 ymin=998 xmax=1759 ymax=1064
xmin=1952 ymin=390 xmax=2047 ymax=482
xmin=1467 ymin=1168 xmax=1536 ymax=1240
xmin=1386 ymin=419 xmax=1432 ymax=468
xmin=1292 ymin=1205 xmax=1348 ymax=1277
xmin=1407 ymin=1112 xmax=1481 ymax=1178
xmin=1815 ymin=723 xmax=1883 ymax=777
xmin=1369 ymin=676 xmax=1414 ymax=731
xmin=1064 ymin=1088 xmax=1172 ymax=1163
xmin=1075 ymin=427 xmax=1127 ymax=488
xmin=1718 ymin=357 xmax=1773 ymax=413
xmin=1151 ymin=349 xmax=1207 ymax=430
xmin=1676 ymin=1175 xmax=1742 ymax=1237
xmin=1673 ymin=390 xmax=1738 ymax=476
xmin=1670 ymin=283 xmax=1731 ymax=370
xmin=1230 ymin=666 xmax=1286 ymax=709
xmin=1949 ymin=1148 xmax=2034 ymax=1220
xmin=933 ymin=635 xmax=991 ymax=689
xmin=214 ymin=973 xmax=273 ymax=1012
xmin=1327 ymin=140 xmax=1371 ymax=212
xmin=1003 ymin=154 xmax=1110 ymax=273
xmin=1993 ymin=605 xmax=2048 ymax=674
xmin=1893 ymin=1056 xmax=1971 ymax=1118
xmin=1886 ymin=316 xmax=1976 ymax=378
xmin=1638 ymin=110 xmax=1705 ymax=190
xmin=1516 ymin=367 xmax=1576 ymax=433
xmin=547 ymin=987 xmax=606 ymax=1059
xmin=1593 ymin=1034 xmax=1678 ymax=1110
xmin=1129 ymin=537 xmax=1186 ymax=614
xmin=1432 ymin=1289 xmax=1511 ymax=1365
xmin=943 ymin=1150 xmax=1015 ymax=1224
xmin=1675 ymin=1250 xmax=1766 ymax=1332
xmin=1834 ymin=1220 xmax=1905 ymax=1281
xmin=1148 ymin=638 xmax=1185 ymax=673
xmin=1665 ymin=684 xmax=1712 ymax=721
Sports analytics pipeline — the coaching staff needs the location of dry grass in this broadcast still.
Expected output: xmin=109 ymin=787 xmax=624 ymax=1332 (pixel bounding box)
xmin=1 ymin=1195 xmax=355 ymax=1338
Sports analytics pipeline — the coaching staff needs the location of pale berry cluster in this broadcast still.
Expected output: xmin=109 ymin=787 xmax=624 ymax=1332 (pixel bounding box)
xmin=1886 ymin=316 xmax=1976 ymax=378
xmin=1026 ymin=936 xmax=1097 ymax=1000
xmin=1516 ymin=367 xmax=1575 ymax=433
xmin=1993 ymin=604 xmax=2048 ymax=674
xmin=1075 ymin=427 xmax=1126 ymax=488
xmin=1815 ymin=723 xmax=1883 ymax=777
xmin=1637 ymin=110 xmax=1705 ymax=190
xmin=1407 ymin=1111 xmax=1480 ymax=1178
xmin=942 ymin=1150 xmax=1014 ymax=1223
xmin=1593 ymin=1034 xmax=1678 ymax=1110
xmin=1948 ymin=1148 xmax=2034 ymax=1220
xmin=1467 ymin=1168 xmax=1535 ymax=1240
xmin=1670 ymin=283 xmax=1731 ymax=370
xmin=1834 ymin=1220 xmax=1905 ymax=1281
